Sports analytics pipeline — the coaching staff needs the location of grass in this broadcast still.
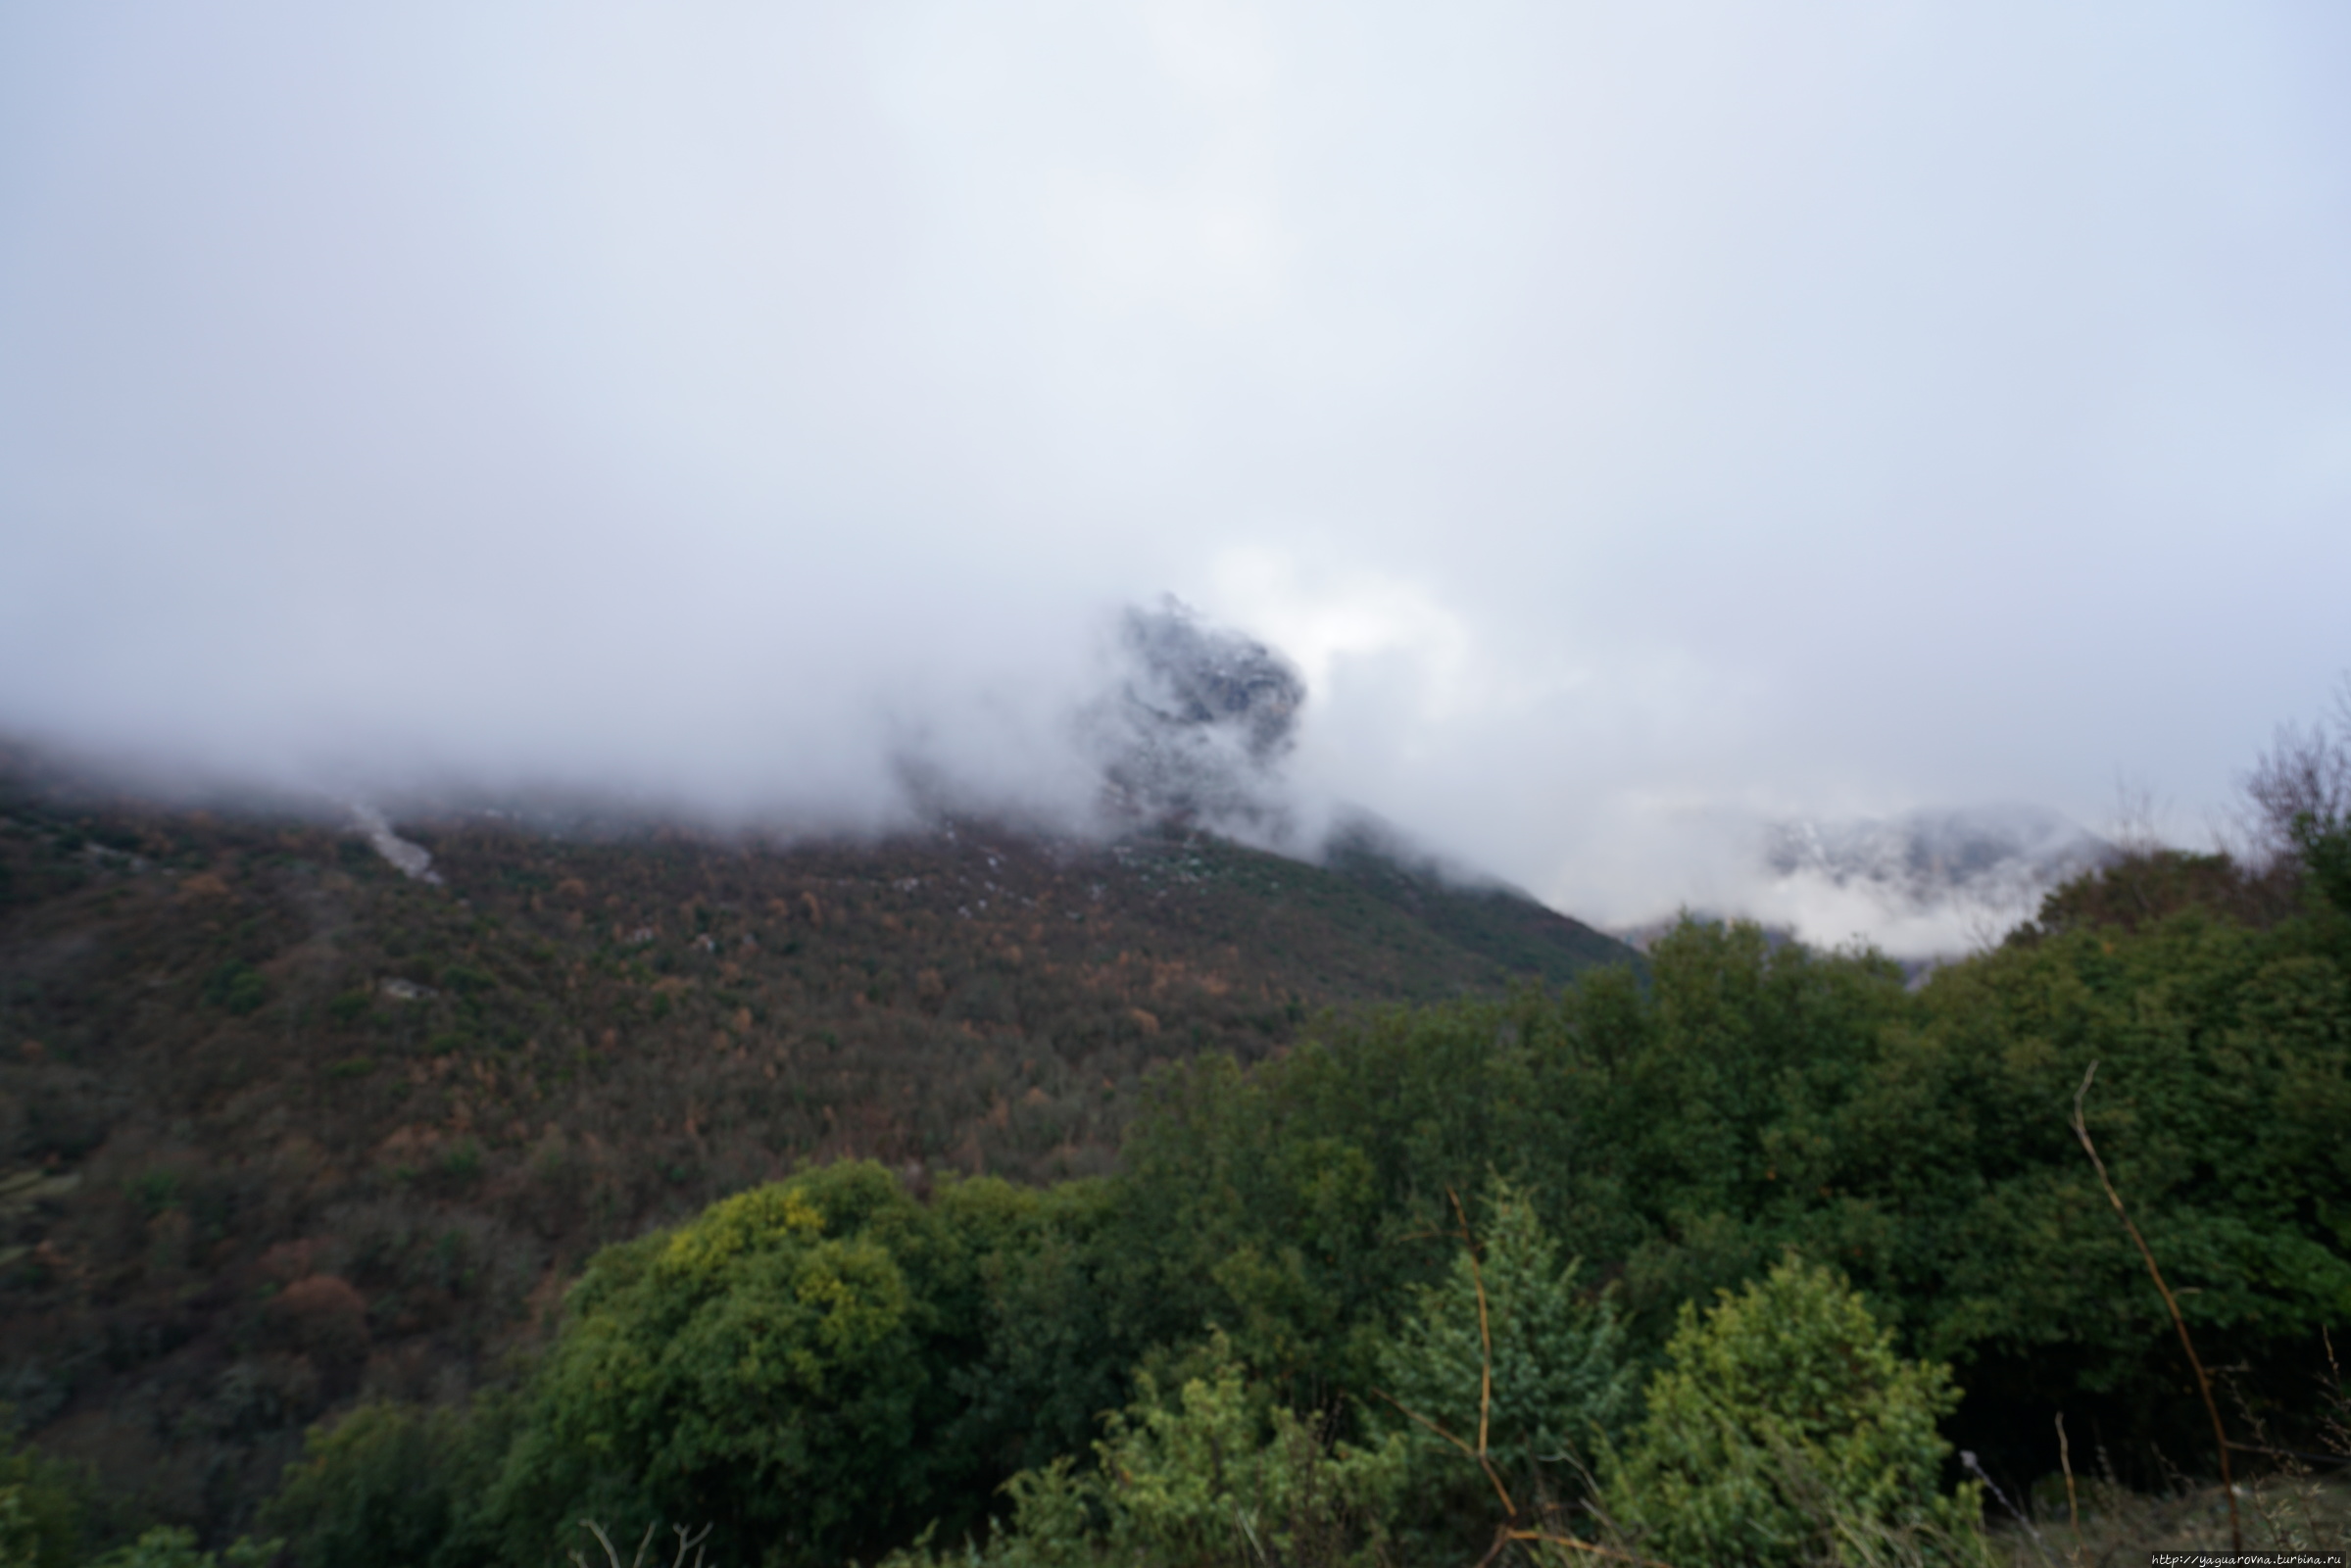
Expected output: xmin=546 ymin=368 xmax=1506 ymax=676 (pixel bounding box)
xmin=1980 ymin=1473 xmax=2350 ymax=1565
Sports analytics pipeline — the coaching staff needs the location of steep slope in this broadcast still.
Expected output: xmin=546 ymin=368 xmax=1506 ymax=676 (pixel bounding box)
xmin=0 ymin=762 xmax=1634 ymax=1535
xmin=1321 ymin=814 xmax=1633 ymax=988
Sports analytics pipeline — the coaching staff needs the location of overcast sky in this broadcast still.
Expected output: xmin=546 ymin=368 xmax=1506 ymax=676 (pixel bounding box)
xmin=3 ymin=1 xmax=2348 ymax=937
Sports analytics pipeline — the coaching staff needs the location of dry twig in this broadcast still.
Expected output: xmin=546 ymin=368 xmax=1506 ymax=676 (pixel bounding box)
xmin=2056 ymin=1413 xmax=2084 ymax=1568
xmin=1377 ymin=1187 xmax=1523 ymax=1519
xmin=2071 ymin=1062 xmax=2240 ymax=1553
xmin=569 ymin=1520 xmax=712 ymax=1568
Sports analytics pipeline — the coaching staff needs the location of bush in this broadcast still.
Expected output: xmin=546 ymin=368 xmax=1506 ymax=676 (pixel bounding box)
xmin=201 ymin=961 xmax=269 ymax=1016
xmin=0 ymin=1431 xmax=88 ymax=1568
xmin=479 ymin=1163 xmax=1004 ymax=1568
xmin=1374 ymin=1182 xmax=1633 ymax=1523
xmin=261 ymin=1400 xmax=501 ymax=1568
xmin=894 ymin=1334 xmax=1406 ymax=1568
xmin=1600 ymin=1256 xmax=1987 ymax=1568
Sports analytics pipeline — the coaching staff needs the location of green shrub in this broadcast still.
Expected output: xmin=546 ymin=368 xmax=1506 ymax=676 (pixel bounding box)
xmin=1374 ymin=1181 xmax=1632 ymax=1519
xmin=201 ymin=961 xmax=269 ymax=1016
xmin=895 ymin=1334 xmax=1406 ymax=1568
xmin=1600 ymin=1255 xmax=1987 ymax=1568
xmin=0 ymin=1431 xmax=88 ymax=1568
xmin=261 ymin=1399 xmax=503 ymax=1568
xmin=480 ymin=1162 xmax=991 ymax=1568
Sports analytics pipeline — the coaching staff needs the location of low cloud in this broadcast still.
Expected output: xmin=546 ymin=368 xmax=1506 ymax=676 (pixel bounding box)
xmin=1082 ymin=598 xmax=1306 ymax=839
xmin=3 ymin=4 xmax=2347 ymax=950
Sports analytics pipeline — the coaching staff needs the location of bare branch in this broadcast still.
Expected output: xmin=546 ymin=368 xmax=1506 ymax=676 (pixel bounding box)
xmin=1373 ymin=1386 xmax=1518 ymax=1517
xmin=2055 ymin=1413 xmax=2083 ymax=1568
xmin=2237 ymin=690 xmax=2351 ymax=866
xmin=2108 ymin=773 xmax=2171 ymax=856
xmin=2071 ymin=1063 xmax=2240 ymax=1553
xmin=1446 ymin=1187 xmax=1496 ymax=1462
xmin=571 ymin=1522 xmax=623 ymax=1568
xmin=669 ymin=1523 xmax=712 ymax=1568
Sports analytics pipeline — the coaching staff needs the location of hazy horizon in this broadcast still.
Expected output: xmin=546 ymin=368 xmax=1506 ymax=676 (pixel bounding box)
xmin=5 ymin=2 xmax=2349 ymax=949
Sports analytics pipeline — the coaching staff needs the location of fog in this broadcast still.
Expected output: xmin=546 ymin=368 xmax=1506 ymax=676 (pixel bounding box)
xmin=4 ymin=2 xmax=2349 ymax=947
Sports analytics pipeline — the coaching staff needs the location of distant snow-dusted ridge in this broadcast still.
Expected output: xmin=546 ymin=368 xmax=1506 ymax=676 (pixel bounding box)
xmin=1616 ymin=805 xmax=2117 ymax=962
xmin=1766 ymin=805 xmax=2113 ymax=913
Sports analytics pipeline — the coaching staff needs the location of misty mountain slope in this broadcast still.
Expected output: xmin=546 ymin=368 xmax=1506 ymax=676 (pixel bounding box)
xmin=1321 ymin=814 xmax=1634 ymax=987
xmin=1607 ymin=806 xmax=2122 ymax=976
xmin=1764 ymin=804 xmax=2116 ymax=914
xmin=1082 ymin=597 xmax=1307 ymax=836
xmin=0 ymin=762 xmax=1633 ymax=1531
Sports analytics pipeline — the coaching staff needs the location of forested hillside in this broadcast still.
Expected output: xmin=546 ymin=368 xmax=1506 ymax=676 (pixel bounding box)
xmin=0 ymin=753 xmax=1633 ymax=1542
